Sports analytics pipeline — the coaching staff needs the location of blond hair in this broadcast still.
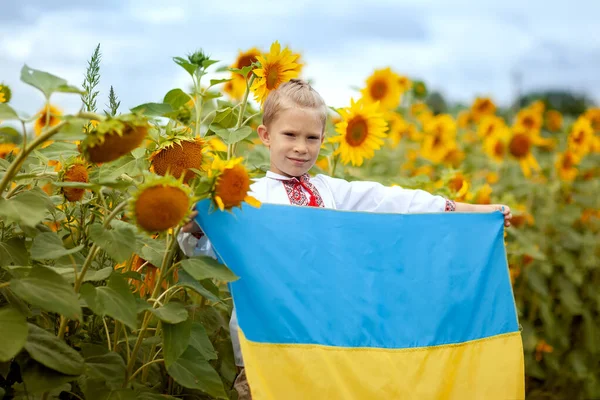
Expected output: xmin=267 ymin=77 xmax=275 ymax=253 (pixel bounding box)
xmin=262 ymin=79 xmax=328 ymax=132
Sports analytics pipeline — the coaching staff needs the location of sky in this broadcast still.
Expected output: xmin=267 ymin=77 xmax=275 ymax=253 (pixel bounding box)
xmin=1 ymin=0 xmax=599 ymax=117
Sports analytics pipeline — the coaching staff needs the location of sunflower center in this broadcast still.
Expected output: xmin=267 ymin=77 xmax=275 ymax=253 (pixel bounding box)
xmin=494 ymin=141 xmax=505 ymax=157
xmin=563 ymin=153 xmax=575 ymax=169
xmin=477 ymin=100 xmax=491 ymax=113
xmin=433 ymin=132 xmax=444 ymax=147
xmin=486 ymin=124 xmax=495 ymax=136
xmin=266 ymin=65 xmax=281 ymax=90
xmin=573 ymin=131 xmax=585 ymax=144
xmin=237 ymin=54 xmax=258 ymax=77
xmin=522 ymin=116 xmax=535 ymax=129
xmin=369 ymin=80 xmax=388 ymax=100
xmin=237 ymin=54 xmax=256 ymax=69
xmin=509 ymin=134 xmax=531 ymax=158
xmin=216 ymin=165 xmax=250 ymax=208
xmin=135 ymin=185 xmax=189 ymax=232
xmin=449 ymin=177 xmax=464 ymax=192
xmin=345 ymin=117 xmax=369 ymax=147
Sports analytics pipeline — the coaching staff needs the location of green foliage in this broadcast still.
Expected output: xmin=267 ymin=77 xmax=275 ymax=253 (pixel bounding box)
xmin=105 ymin=85 xmax=122 ymax=117
xmin=82 ymin=43 xmax=102 ymax=113
xmin=1 ymin=45 xmax=598 ymax=400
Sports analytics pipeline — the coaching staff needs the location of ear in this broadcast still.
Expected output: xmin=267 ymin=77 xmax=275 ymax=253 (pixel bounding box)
xmin=257 ymin=124 xmax=271 ymax=147
xmin=320 ymin=132 xmax=325 ymax=145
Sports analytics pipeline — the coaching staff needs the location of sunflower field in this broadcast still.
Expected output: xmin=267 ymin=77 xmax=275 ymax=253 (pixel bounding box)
xmin=0 ymin=41 xmax=599 ymax=400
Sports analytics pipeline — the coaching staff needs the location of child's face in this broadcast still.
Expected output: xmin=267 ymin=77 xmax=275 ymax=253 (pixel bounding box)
xmin=257 ymin=107 xmax=324 ymax=177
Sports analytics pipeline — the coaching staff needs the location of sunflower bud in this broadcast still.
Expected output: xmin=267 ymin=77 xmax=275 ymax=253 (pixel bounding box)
xmin=187 ymin=49 xmax=210 ymax=67
xmin=412 ymin=80 xmax=428 ymax=99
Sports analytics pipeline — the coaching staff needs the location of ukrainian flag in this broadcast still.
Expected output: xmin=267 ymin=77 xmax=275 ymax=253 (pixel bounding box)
xmin=195 ymin=201 xmax=525 ymax=400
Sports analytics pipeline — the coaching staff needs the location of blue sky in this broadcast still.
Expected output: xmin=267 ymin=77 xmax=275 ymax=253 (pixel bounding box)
xmin=1 ymin=0 xmax=599 ymax=116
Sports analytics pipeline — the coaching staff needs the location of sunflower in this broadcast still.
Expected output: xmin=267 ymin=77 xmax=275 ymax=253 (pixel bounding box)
xmin=411 ymin=80 xmax=427 ymax=99
xmin=581 ymin=209 xmax=600 ymax=225
xmin=483 ymin=135 xmax=507 ymax=164
xmin=60 ymin=159 xmax=89 ymax=202
xmin=130 ymin=175 xmax=192 ymax=233
xmin=329 ymin=98 xmax=388 ymax=166
xmin=81 ymin=114 xmax=149 ymax=163
xmin=442 ymin=147 xmax=465 ymax=169
xmin=477 ymin=115 xmax=509 ymax=141
xmin=34 ymin=104 xmax=62 ymax=136
xmin=387 ymin=113 xmax=419 ymax=148
xmin=457 ymin=110 xmax=475 ymax=129
xmin=397 ymin=75 xmax=412 ymax=93
xmin=584 ymin=108 xmax=600 ymax=132
xmin=150 ymin=137 xmax=209 ymax=184
xmin=474 ymin=183 xmax=492 ymax=204
xmin=0 ymin=143 xmax=19 ymax=159
xmin=555 ymin=151 xmax=580 ymax=182
xmin=545 ymin=110 xmax=563 ymax=132
xmin=529 ymin=100 xmax=546 ymax=114
xmin=209 ymin=157 xmax=260 ymax=211
xmin=567 ymin=116 xmax=594 ymax=157
xmin=118 ymin=254 xmax=179 ymax=297
xmin=486 ymin=171 xmax=500 ymax=184
xmin=471 ymin=97 xmax=496 ymax=121
xmin=508 ymin=131 xmax=540 ymax=177
xmin=206 ymin=137 xmax=227 ymax=153
xmin=514 ymin=108 xmax=542 ymax=133
xmin=225 ymin=47 xmax=262 ymax=100
xmin=250 ymin=41 xmax=300 ymax=105
xmin=420 ymin=114 xmax=457 ymax=164
xmin=410 ymin=165 xmax=435 ymax=178
xmin=410 ymin=102 xmax=430 ymax=118
xmin=361 ymin=68 xmax=403 ymax=110
xmin=0 ymin=84 xmax=10 ymax=103
xmin=440 ymin=171 xmax=470 ymax=202
xmin=511 ymin=204 xmax=535 ymax=228
xmin=535 ymin=340 xmax=553 ymax=362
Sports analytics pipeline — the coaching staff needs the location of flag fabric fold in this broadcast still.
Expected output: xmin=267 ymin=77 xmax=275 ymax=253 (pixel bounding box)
xmin=194 ymin=200 xmax=525 ymax=400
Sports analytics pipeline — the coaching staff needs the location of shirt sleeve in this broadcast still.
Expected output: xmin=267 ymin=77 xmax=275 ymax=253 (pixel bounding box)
xmin=321 ymin=174 xmax=451 ymax=213
xmin=176 ymin=231 xmax=217 ymax=258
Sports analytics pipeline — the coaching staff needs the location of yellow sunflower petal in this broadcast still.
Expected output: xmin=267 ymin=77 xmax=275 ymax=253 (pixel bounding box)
xmin=215 ymin=196 xmax=225 ymax=211
xmin=245 ymin=196 xmax=261 ymax=208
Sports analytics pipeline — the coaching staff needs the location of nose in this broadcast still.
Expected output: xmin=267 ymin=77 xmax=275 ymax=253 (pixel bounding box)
xmin=293 ymin=142 xmax=308 ymax=154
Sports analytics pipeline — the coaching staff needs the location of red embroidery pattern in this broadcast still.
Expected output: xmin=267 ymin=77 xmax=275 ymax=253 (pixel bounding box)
xmin=282 ymin=174 xmax=325 ymax=207
xmin=445 ymin=199 xmax=456 ymax=212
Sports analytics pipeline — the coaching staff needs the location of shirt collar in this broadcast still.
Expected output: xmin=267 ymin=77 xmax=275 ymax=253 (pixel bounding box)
xmin=266 ymin=171 xmax=310 ymax=183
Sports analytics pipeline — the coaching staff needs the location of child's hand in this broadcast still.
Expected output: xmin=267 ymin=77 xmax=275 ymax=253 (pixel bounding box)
xmin=490 ymin=204 xmax=512 ymax=227
xmin=182 ymin=210 xmax=203 ymax=234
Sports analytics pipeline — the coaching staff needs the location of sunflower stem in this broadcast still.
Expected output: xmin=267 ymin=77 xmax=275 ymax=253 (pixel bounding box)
xmin=57 ymin=200 xmax=128 ymax=339
xmin=331 ymin=153 xmax=340 ymax=177
xmin=44 ymin=101 xmax=51 ymax=132
xmin=126 ymin=227 xmax=180 ymax=382
xmin=102 ymin=317 xmax=112 ymax=351
xmin=0 ymin=120 xmax=67 ymax=195
xmin=193 ymin=74 xmax=204 ymax=137
xmin=228 ymin=74 xmax=255 ymax=159
xmin=20 ymin=121 xmax=27 ymax=151
xmin=0 ymin=111 xmax=103 ymax=196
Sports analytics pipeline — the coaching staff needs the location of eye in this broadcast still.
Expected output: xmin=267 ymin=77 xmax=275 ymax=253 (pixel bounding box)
xmin=308 ymin=136 xmax=320 ymax=140
xmin=284 ymin=132 xmax=295 ymax=137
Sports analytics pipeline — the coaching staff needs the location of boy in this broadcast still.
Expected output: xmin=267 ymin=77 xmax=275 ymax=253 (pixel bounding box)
xmin=178 ymin=79 xmax=512 ymax=399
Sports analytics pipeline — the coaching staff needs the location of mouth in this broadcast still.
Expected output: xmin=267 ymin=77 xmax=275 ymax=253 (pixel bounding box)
xmin=287 ymin=157 xmax=309 ymax=165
